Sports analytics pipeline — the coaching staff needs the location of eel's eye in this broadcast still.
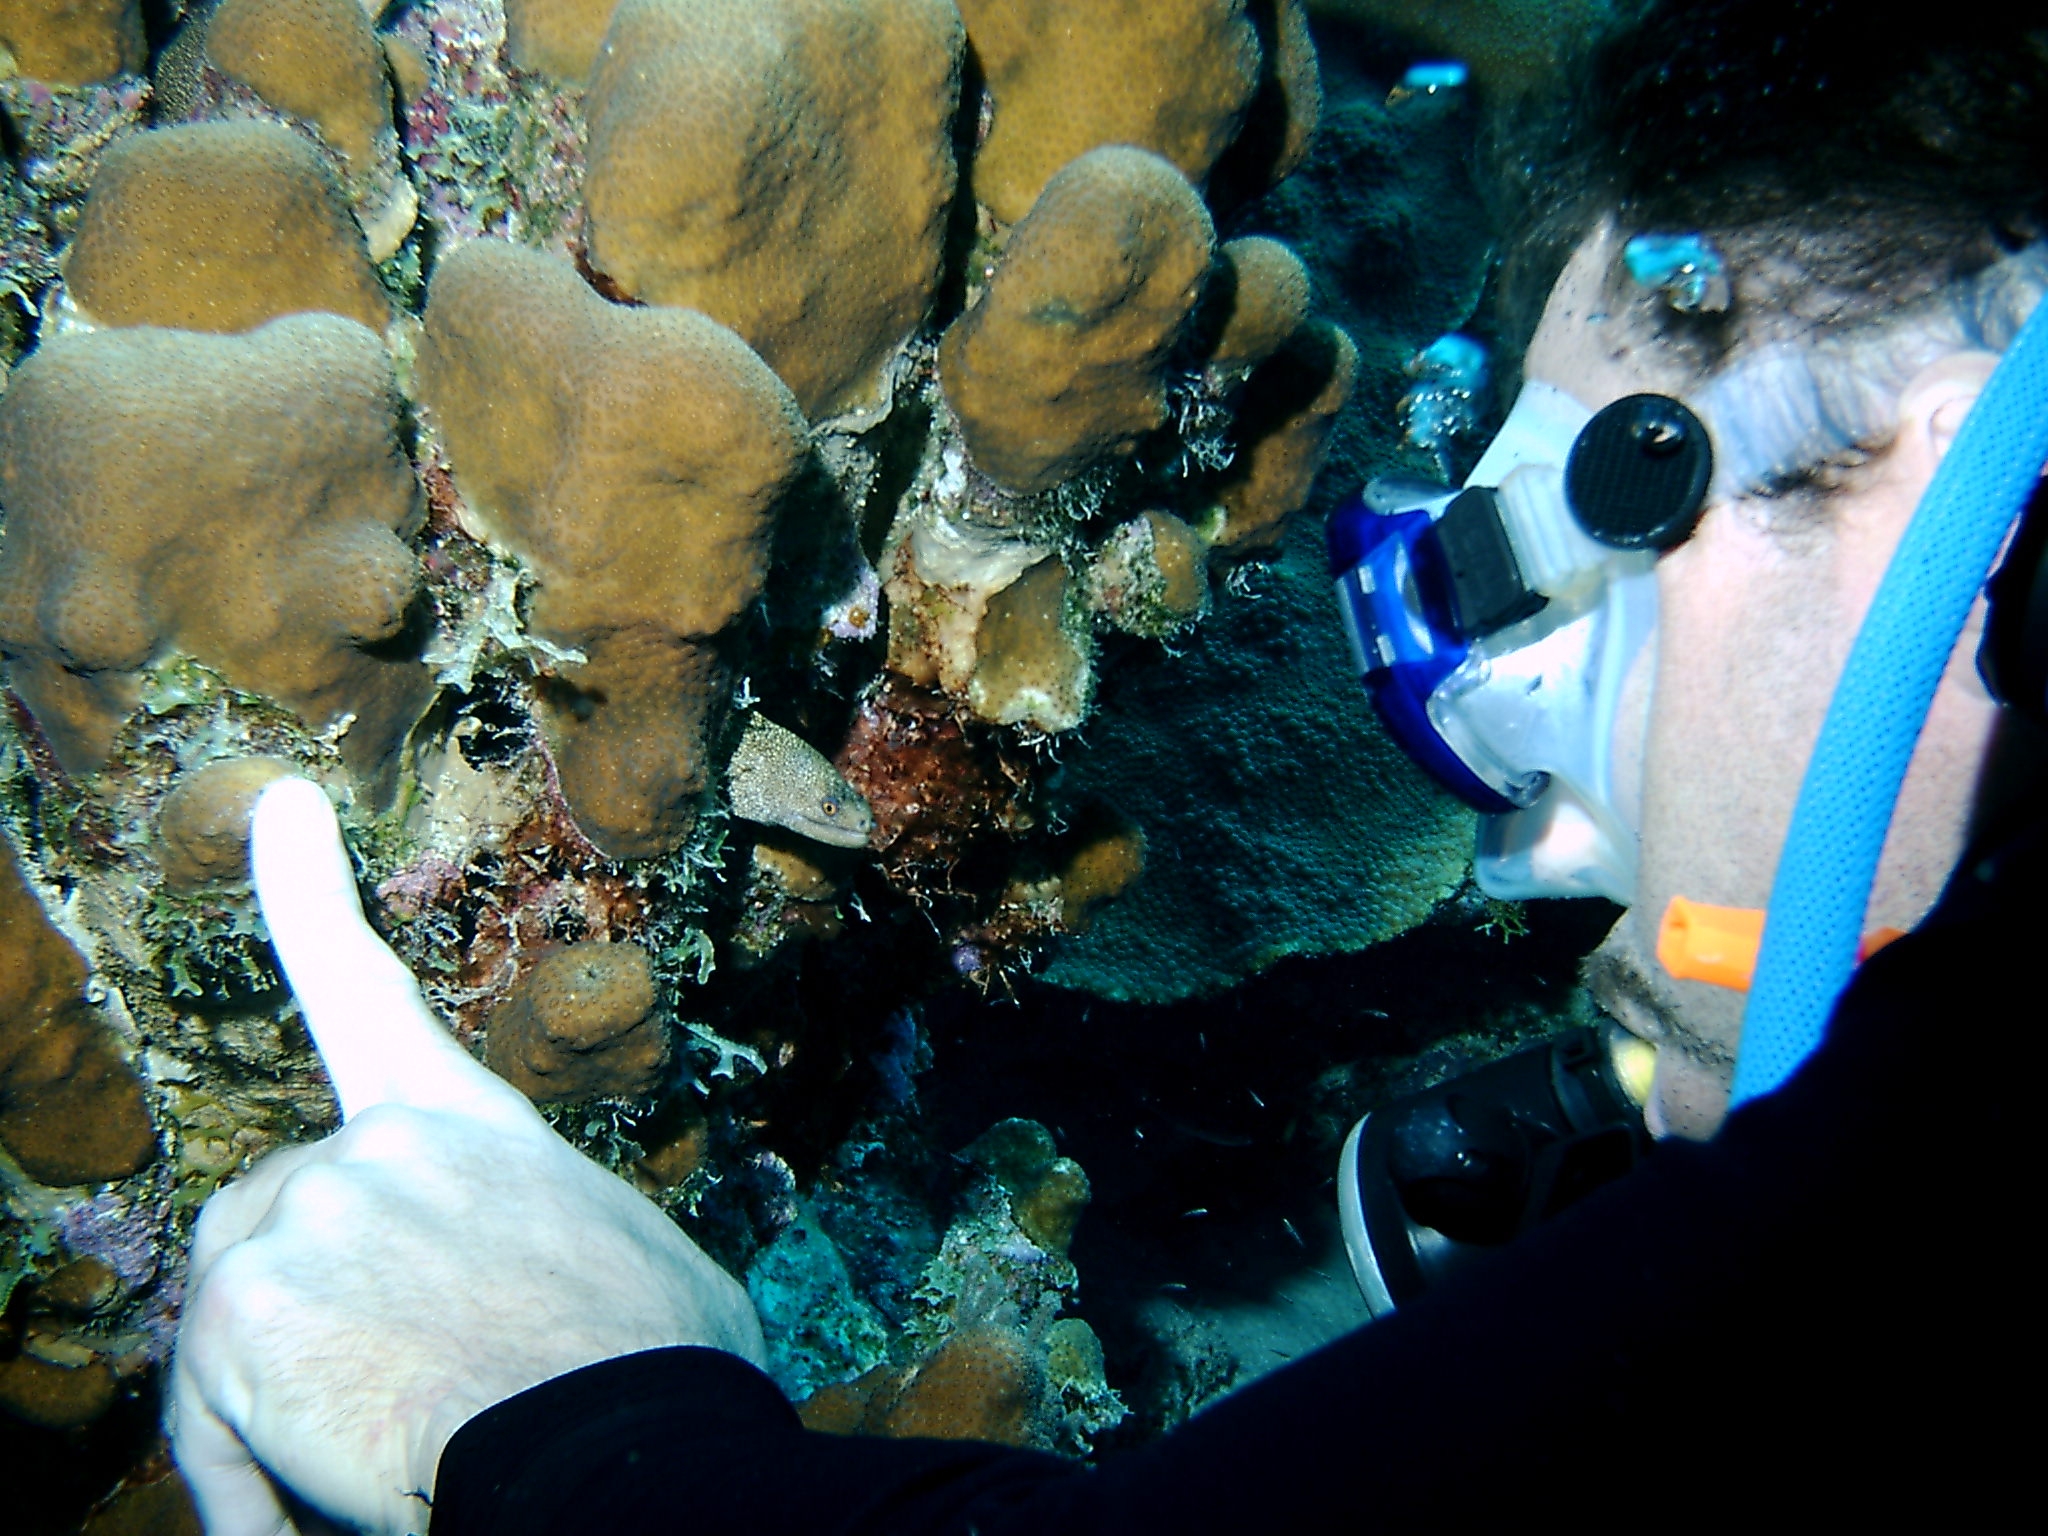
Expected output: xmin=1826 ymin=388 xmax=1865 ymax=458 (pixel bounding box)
xmin=821 ymin=799 xmax=840 ymax=816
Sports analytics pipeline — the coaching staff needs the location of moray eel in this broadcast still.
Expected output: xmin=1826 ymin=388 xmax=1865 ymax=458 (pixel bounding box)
xmin=727 ymin=713 xmax=874 ymax=848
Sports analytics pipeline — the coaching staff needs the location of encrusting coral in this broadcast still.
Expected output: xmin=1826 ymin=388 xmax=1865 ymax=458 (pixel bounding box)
xmin=941 ymin=146 xmax=1216 ymax=494
xmin=0 ymin=842 xmax=156 ymax=1187
xmin=954 ymin=0 xmax=1263 ymax=225
xmin=155 ymin=758 xmax=296 ymax=894
xmin=417 ymin=237 xmax=807 ymax=857
xmin=584 ymin=0 xmax=963 ymax=421
xmin=483 ymin=940 xmax=668 ymax=1103
xmin=59 ymin=121 xmax=390 ymax=335
xmin=0 ymin=0 xmax=144 ymax=86
xmin=0 ymin=314 xmax=430 ymax=784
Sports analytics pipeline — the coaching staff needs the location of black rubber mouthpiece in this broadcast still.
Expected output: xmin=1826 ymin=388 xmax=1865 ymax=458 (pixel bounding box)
xmin=1565 ymin=393 xmax=1713 ymax=551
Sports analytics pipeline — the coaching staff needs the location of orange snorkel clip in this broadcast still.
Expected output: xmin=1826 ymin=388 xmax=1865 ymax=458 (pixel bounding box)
xmin=1657 ymin=897 xmax=1906 ymax=992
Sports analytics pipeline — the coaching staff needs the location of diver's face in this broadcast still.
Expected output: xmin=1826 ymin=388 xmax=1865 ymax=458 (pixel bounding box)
xmin=1525 ymin=232 xmax=2006 ymax=1139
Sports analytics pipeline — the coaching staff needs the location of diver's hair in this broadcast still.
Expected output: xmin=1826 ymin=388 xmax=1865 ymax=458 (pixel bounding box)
xmin=1494 ymin=1 xmax=2048 ymax=366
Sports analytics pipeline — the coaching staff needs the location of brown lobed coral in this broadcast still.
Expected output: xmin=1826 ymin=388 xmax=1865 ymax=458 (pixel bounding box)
xmin=0 ymin=841 xmax=156 ymax=1186
xmin=60 ymin=120 xmax=390 ymax=335
xmin=483 ymin=940 xmax=668 ymax=1103
xmin=0 ymin=0 xmax=144 ymax=86
xmin=1212 ymin=318 xmax=1357 ymax=549
xmin=583 ymin=0 xmax=963 ymax=421
xmin=502 ymin=0 xmax=626 ymax=85
xmin=205 ymin=0 xmax=393 ymax=170
xmin=956 ymin=0 xmax=1263 ymax=224
xmin=0 ymin=314 xmax=430 ymax=787
xmin=155 ymin=757 xmax=295 ymax=893
xmin=417 ymin=238 xmax=807 ymax=857
xmin=1206 ymin=235 xmax=1312 ymax=373
xmin=941 ymin=146 xmax=1216 ymax=495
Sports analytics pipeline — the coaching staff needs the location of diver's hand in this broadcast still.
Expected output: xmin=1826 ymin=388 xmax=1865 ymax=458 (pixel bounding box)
xmin=169 ymin=778 xmax=765 ymax=1536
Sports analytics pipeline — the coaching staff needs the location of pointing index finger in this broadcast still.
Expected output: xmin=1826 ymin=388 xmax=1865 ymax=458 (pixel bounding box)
xmin=250 ymin=778 xmax=524 ymax=1125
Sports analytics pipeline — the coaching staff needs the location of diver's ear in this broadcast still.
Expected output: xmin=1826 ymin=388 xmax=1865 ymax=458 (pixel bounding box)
xmin=1897 ymin=350 xmax=2001 ymax=469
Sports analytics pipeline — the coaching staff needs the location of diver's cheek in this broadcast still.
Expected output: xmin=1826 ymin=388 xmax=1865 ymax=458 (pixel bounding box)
xmin=1646 ymin=1046 xmax=1732 ymax=1142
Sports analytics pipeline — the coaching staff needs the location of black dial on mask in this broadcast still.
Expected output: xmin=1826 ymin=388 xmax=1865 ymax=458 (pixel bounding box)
xmin=1565 ymin=393 xmax=1714 ymax=551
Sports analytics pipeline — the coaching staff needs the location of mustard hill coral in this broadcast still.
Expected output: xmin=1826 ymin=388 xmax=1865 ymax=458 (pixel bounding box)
xmin=956 ymin=0 xmax=1262 ymax=224
xmin=61 ymin=121 xmax=390 ymax=335
xmin=417 ymin=238 xmax=807 ymax=857
xmin=0 ymin=315 xmax=429 ymax=784
xmin=483 ymin=940 xmax=668 ymax=1103
xmin=941 ymin=146 xmax=1216 ymax=494
xmin=503 ymin=0 xmax=623 ymax=85
xmin=967 ymin=559 xmax=1093 ymax=733
xmin=583 ymin=0 xmax=963 ymax=420
xmin=1 ymin=842 xmax=156 ymax=1186
xmin=156 ymin=758 xmax=295 ymax=893
xmin=206 ymin=0 xmax=392 ymax=170
xmin=1089 ymin=510 xmax=1211 ymax=638
xmin=1207 ymin=235 xmax=1312 ymax=373
xmin=0 ymin=0 xmax=143 ymax=86
xmin=1213 ymin=319 xmax=1357 ymax=548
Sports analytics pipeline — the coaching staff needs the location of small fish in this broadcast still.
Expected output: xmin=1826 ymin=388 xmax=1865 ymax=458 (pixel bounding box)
xmin=727 ymin=713 xmax=874 ymax=849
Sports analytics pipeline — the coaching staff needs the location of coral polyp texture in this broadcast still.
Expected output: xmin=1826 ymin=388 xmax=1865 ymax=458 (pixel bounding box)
xmin=0 ymin=0 xmax=143 ymax=86
xmin=60 ymin=121 xmax=390 ymax=335
xmin=503 ymin=0 xmax=624 ymax=84
xmin=155 ymin=758 xmax=295 ymax=893
xmin=584 ymin=0 xmax=963 ymax=420
xmin=483 ymin=940 xmax=668 ymax=1102
xmin=941 ymin=146 xmax=1216 ymax=494
xmin=1207 ymin=234 xmax=1313 ymax=373
xmin=0 ymin=314 xmax=429 ymax=782
xmin=956 ymin=0 xmax=1263 ymax=224
xmin=205 ymin=0 xmax=393 ymax=170
xmin=418 ymin=237 xmax=806 ymax=857
xmin=1 ymin=844 xmax=155 ymax=1187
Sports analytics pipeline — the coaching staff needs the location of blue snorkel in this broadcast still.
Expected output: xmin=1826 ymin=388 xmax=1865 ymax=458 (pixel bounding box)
xmin=1734 ymin=295 xmax=2048 ymax=1106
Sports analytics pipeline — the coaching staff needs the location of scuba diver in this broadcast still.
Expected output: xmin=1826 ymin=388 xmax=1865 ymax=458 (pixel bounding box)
xmin=169 ymin=3 xmax=2048 ymax=1531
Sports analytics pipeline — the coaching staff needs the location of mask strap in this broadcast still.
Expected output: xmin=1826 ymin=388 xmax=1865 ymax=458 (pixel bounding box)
xmin=1734 ymin=285 xmax=2048 ymax=1106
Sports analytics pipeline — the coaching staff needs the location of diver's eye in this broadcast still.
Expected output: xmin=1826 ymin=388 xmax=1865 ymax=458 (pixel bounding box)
xmin=822 ymin=799 xmax=839 ymax=816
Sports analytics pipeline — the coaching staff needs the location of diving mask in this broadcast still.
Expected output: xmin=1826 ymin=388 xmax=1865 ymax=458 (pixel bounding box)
xmin=1329 ymin=383 xmax=1713 ymax=904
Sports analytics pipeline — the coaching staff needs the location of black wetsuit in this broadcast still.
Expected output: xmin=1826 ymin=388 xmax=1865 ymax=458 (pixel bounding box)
xmin=433 ymin=825 xmax=2035 ymax=1532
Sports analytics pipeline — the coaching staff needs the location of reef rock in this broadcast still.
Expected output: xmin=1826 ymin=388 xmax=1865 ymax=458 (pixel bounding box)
xmin=61 ymin=121 xmax=390 ymax=335
xmin=484 ymin=940 xmax=668 ymax=1103
xmin=0 ymin=842 xmax=156 ymax=1186
xmin=941 ymin=146 xmax=1215 ymax=495
xmin=956 ymin=0 xmax=1262 ymax=224
xmin=0 ymin=314 xmax=430 ymax=786
xmin=584 ymin=0 xmax=963 ymax=421
xmin=418 ymin=238 xmax=807 ymax=857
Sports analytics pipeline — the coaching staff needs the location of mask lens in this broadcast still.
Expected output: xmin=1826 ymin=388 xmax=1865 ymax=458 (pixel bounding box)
xmin=1564 ymin=393 xmax=1713 ymax=551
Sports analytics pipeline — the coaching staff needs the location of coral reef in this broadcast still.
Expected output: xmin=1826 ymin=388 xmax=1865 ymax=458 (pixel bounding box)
xmin=583 ymin=0 xmax=963 ymax=420
xmin=0 ymin=3 xmax=1523 ymax=1517
xmin=1 ymin=843 xmax=155 ymax=1186
xmin=0 ymin=314 xmax=429 ymax=785
xmin=418 ymin=237 xmax=806 ymax=856
xmin=0 ymin=0 xmax=143 ymax=86
xmin=483 ymin=940 xmax=668 ymax=1103
xmin=956 ymin=0 xmax=1263 ymax=225
xmin=940 ymin=146 xmax=1216 ymax=495
xmin=60 ymin=121 xmax=390 ymax=334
